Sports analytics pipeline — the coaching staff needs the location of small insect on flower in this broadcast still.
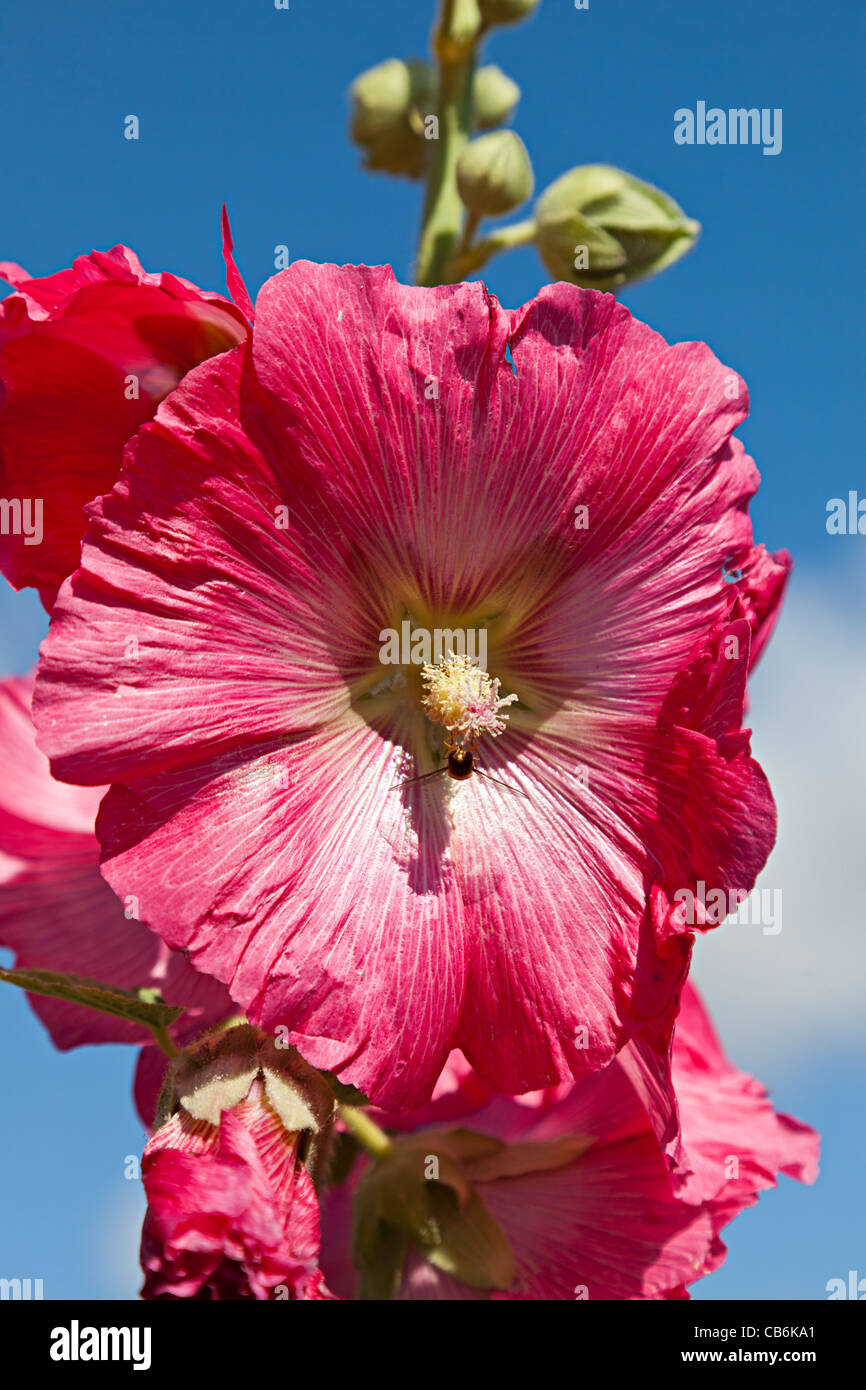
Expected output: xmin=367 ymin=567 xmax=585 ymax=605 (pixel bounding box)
xmin=443 ymin=746 xmax=474 ymax=781
xmin=403 ymin=740 xmax=523 ymax=794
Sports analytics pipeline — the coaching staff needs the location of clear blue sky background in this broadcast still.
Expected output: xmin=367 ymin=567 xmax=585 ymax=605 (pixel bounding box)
xmin=1 ymin=0 xmax=863 ymax=1300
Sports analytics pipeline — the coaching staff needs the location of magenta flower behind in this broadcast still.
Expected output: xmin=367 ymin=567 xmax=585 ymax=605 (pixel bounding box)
xmin=0 ymin=248 xmax=248 ymax=610
xmin=0 ymin=0 xmax=824 ymax=1316
xmin=318 ymin=984 xmax=817 ymax=1300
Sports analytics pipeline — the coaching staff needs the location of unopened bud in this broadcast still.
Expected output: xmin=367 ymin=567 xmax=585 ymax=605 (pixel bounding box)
xmin=473 ymin=65 xmax=521 ymax=129
xmin=349 ymin=58 xmax=435 ymax=179
xmin=456 ymin=130 xmax=534 ymax=216
xmin=534 ymin=163 xmax=700 ymax=290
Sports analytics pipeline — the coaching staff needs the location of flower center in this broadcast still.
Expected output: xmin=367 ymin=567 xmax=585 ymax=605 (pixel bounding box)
xmin=420 ymin=651 xmax=517 ymax=749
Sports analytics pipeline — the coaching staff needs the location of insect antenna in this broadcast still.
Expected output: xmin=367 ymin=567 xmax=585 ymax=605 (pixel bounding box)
xmin=473 ymin=766 xmax=532 ymax=799
xmin=400 ymin=767 xmax=448 ymax=787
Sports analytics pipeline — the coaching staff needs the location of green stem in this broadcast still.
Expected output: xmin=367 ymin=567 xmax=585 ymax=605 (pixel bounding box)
xmin=338 ymin=1104 xmax=393 ymax=1159
xmin=455 ymin=208 xmax=482 ymax=258
xmin=149 ymin=1024 xmax=179 ymax=1059
xmin=446 ymin=216 xmax=536 ymax=279
xmin=415 ymin=0 xmax=481 ymax=286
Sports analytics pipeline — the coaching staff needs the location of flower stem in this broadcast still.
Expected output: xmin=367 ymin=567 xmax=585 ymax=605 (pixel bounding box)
xmin=415 ymin=0 xmax=482 ymax=286
xmin=455 ymin=208 xmax=482 ymax=258
xmin=446 ymin=216 xmax=536 ymax=279
xmin=337 ymin=1104 xmax=393 ymax=1158
xmin=149 ymin=1023 xmax=179 ymax=1059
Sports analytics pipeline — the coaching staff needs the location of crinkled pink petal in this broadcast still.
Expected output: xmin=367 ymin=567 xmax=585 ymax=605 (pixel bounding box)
xmin=734 ymin=544 xmax=792 ymax=670
xmin=447 ymin=696 xmax=774 ymax=1092
xmin=671 ymin=983 xmax=819 ymax=1207
xmin=93 ymin=719 xmax=469 ymax=1107
xmin=0 ymin=673 xmax=232 ymax=1049
xmin=141 ymin=1090 xmax=333 ymax=1300
xmin=0 ymin=263 xmax=33 ymax=290
xmin=480 ymin=1135 xmax=719 ymax=1300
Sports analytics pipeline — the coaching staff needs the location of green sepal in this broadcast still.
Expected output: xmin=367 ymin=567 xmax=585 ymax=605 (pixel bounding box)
xmin=351 ymin=1130 xmax=515 ymax=1296
xmin=424 ymin=1183 xmax=515 ymax=1290
xmin=357 ymin=1221 xmax=409 ymax=1302
xmin=318 ymin=1070 xmax=370 ymax=1107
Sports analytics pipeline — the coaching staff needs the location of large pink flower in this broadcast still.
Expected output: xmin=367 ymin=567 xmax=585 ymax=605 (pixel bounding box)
xmin=35 ymin=264 xmax=788 ymax=1109
xmin=0 ymin=673 xmax=233 ymax=1088
xmin=319 ymin=983 xmax=818 ymax=1300
xmin=0 ymin=238 xmax=249 ymax=609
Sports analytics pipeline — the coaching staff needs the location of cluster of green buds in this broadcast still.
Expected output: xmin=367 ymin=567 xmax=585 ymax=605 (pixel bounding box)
xmin=349 ymin=59 xmax=435 ymax=179
xmin=349 ymin=0 xmax=699 ymax=292
xmin=349 ymin=60 xmax=523 ymax=180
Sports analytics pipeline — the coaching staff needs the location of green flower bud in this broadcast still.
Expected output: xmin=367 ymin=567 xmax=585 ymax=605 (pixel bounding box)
xmin=473 ymin=65 xmax=521 ymax=129
xmin=445 ymin=0 xmax=483 ymax=48
xmin=534 ymin=164 xmax=700 ymax=290
xmin=349 ymin=58 xmax=435 ymax=179
xmin=456 ymin=131 xmax=534 ymax=217
xmin=479 ymin=0 xmax=540 ymax=27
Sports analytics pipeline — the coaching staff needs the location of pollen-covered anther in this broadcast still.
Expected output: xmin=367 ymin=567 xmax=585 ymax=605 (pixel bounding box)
xmin=420 ymin=651 xmax=517 ymax=744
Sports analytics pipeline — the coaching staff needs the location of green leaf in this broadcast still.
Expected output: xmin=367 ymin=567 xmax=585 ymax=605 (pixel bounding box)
xmin=0 ymin=965 xmax=183 ymax=1031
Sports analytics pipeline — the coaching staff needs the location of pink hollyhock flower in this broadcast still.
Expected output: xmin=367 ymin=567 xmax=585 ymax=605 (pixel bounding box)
xmin=0 ymin=232 xmax=249 ymax=609
xmin=140 ymin=1030 xmax=335 ymax=1300
xmin=318 ymin=983 xmax=818 ymax=1300
xmin=35 ymin=264 xmax=788 ymax=1110
xmin=0 ymin=672 xmax=233 ymax=1118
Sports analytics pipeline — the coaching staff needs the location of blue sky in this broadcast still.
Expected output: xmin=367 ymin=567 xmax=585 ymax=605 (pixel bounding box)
xmin=1 ymin=0 xmax=863 ymax=1299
